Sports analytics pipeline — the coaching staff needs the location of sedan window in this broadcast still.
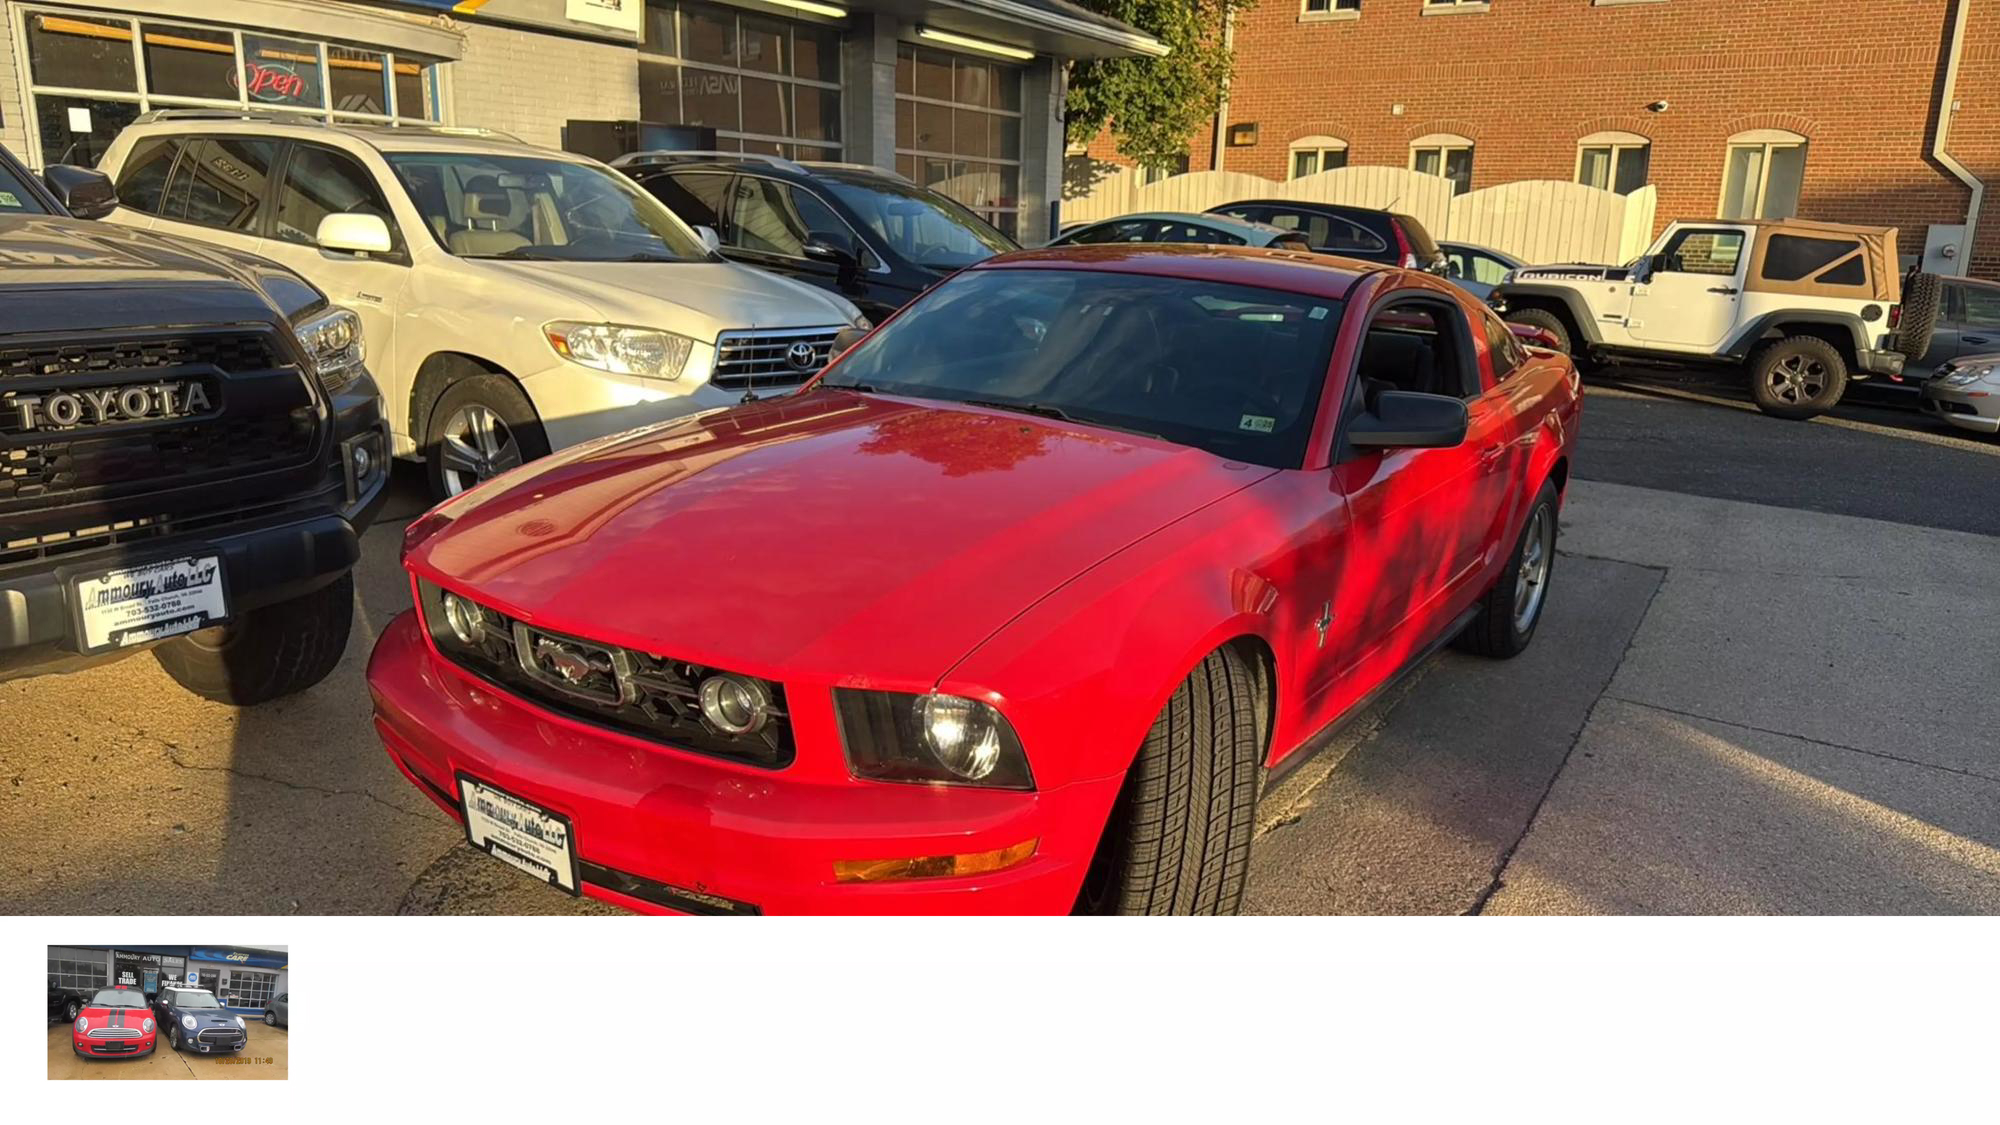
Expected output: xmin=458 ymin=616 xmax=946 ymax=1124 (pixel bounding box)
xmin=823 ymin=267 xmax=1344 ymax=468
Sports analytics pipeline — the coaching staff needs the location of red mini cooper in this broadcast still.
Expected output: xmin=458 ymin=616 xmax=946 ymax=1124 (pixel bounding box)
xmin=369 ymin=245 xmax=1581 ymax=915
xmin=72 ymin=987 xmax=156 ymax=1058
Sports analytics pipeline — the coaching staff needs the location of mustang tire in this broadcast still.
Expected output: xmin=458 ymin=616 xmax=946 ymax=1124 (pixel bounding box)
xmin=154 ymin=572 xmax=353 ymax=706
xmin=1076 ymin=646 xmax=1262 ymax=915
xmin=1459 ymin=480 xmax=1559 ymax=658
xmin=1749 ymin=336 xmax=1848 ymax=419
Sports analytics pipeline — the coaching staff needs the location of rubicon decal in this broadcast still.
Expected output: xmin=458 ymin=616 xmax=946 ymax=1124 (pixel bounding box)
xmin=3 ymin=381 xmax=212 ymax=431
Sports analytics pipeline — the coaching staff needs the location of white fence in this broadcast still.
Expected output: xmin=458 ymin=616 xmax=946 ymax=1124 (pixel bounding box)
xmin=1061 ymin=165 xmax=1657 ymax=266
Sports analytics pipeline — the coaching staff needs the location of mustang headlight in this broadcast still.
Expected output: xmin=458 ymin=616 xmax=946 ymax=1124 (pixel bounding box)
xmin=833 ymin=688 xmax=1033 ymax=789
xmin=544 ymin=321 xmax=694 ymax=380
xmin=293 ymin=306 xmax=367 ymax=393
xmin=181 ymin=1015 xmax=197 ymax=1030
xmin=143 ymin=1018 xmax=155 ymax=1033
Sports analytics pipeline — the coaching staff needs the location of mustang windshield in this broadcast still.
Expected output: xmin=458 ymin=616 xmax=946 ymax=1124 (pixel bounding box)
xmin=168 ymin=990 xmax=222 ymax=1008
xmin=823 ymin=267 xmax=1344 ymax=467
xmin=89 ymin=989 xmax=147 ymax=1008
xmin=387 ymin=153 xmax=710 ymax=262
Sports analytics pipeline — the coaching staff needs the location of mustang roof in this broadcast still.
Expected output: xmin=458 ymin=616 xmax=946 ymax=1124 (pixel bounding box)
xmin=976 ymin=244 xmax=1377 ymax=301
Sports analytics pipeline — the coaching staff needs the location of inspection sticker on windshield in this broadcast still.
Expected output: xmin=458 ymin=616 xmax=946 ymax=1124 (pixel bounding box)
xmin=0 ymin=191 xmax=21 ymax=209
xmin=1239 ymin=414 xmax=1275 ymax=433
xmin=458 ymin=774 xmax=580 ymax=894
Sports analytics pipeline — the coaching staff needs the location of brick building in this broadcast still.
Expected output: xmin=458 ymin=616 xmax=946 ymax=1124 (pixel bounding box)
xmin=1081 ymin=0 xmax=2000 ymax=277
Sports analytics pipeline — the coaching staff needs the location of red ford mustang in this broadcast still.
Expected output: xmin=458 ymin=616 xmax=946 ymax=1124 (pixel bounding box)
xmin=368 ymin=245 xmax=1580 ymax=915
xmin=72 ymin=987 xmax=156 ymax=1058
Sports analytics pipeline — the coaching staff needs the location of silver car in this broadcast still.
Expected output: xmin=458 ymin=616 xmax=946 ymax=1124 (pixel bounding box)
xmin=1439 ymin=241 xmax=1526 ymax=300
xmin=263 ymin=992 xmax=288 ymax=1028
xmin=1921 ymin=353 xmax=2000 ymax=434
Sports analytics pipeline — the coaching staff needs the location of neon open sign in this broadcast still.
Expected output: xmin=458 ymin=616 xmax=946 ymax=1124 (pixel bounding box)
xmin=233 ymin=61 xmax=308 ymax=103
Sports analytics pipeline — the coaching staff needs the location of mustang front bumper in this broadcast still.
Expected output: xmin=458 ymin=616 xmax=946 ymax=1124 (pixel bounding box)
xmin=367 ymin=612 xmax=1121 ymax=915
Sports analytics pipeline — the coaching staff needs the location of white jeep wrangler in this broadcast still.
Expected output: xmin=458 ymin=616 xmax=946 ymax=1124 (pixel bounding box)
xmin=1490 ymin=218 xmax=1934 ymax=419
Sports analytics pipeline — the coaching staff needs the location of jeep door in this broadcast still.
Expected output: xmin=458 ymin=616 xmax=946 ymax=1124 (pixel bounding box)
xmin=1626 ymin=226 xmax=1750 ymax=350
xmin=259 ymin=142 xmax=409 ymax=407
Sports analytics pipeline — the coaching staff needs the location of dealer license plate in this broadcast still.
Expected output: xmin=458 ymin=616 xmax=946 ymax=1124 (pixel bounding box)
xmin=458 ymin=774 xmax=580 ymax=895
xmin=72 ymin=555 xmax=228 ymax=653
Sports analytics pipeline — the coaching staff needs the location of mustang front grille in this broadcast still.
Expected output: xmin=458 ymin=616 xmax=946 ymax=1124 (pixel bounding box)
xmin=712 ymin=328 xmax=841 ymax=393
xmin=416 ymin=581 xmax=794 ymax=768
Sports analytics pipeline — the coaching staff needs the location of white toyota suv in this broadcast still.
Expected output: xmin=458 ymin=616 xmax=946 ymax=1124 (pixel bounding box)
xmin=1491 ymin=218 xmax=1918 ymax=419
xmin=97 ymin=112 xmax=866 ymax=493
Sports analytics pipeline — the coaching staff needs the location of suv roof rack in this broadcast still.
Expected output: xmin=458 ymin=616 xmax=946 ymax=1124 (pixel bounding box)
xmin=614 ymin=150 xmax=808 ymax=175
xmin=129 ymin=110 xmax=524 ymax=143
xmin=797 ymin=160 xmax=912 ymax=184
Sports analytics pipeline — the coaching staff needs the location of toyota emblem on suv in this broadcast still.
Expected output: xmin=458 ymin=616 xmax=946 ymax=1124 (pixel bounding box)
xmin=785 ymin=341 xmax=819 ymax=371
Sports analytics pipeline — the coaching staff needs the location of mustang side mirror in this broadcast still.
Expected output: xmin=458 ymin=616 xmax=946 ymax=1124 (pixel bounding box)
xmin=1349 ymin=390 xmax=1469 ymax=451
xmin=802 ymin=230 xmax=859 ymax=272
xmin=43 ymin=164 xmax=117 ymax=220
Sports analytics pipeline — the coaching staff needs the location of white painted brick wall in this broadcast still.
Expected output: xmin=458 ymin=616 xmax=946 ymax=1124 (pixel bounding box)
xmin=449 ymin=22 xmax=638 ymax=149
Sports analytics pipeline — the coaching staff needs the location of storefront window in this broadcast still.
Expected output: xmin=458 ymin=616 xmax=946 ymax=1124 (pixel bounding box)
xmin=215 ymin=967 xmax=277 ymax=1009
xmin=13 ymin=6 xmax=444 ymax=169
xmin=639 ymin=1 xmax=842 ymax=160
xmin=48 ymin=954 xmax=107 ymax=992
xmin=894 ymin=44 xmax=1022 ymax=237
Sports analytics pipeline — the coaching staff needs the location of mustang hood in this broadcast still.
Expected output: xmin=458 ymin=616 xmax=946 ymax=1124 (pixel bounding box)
xmin=412 ymin=389 xmax=1273 ymax=682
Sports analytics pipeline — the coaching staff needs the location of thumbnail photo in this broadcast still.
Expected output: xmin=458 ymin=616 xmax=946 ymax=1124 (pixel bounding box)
xmin=47 ymin=945 xmax=287 ymax=1080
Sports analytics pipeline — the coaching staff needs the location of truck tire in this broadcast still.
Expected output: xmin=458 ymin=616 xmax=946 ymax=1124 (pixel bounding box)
xmin=425 ymin=374 xmax=549 ymax=499
xmin=1896 ymin=271 xmax=1941 ymax=359
xmin=153 ymin=572 xmax=354 ymax=706
xmin=1749 ymin=335 xmax=1848 ymax=419
xmin=1458 ymin=480 xmax=1559 ymax=658
xmin=1504 ymin=307 xmax=1572 ymax=354
xmin=1075 ymin=646 xmax=1262 ymax=916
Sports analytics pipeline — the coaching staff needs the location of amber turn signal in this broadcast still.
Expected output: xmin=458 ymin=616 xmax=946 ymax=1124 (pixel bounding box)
xmin=833 ymin=839 xmax=1038 ymax=884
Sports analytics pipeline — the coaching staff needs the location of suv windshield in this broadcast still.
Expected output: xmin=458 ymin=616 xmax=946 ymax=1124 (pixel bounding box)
xmin=168 ymin=990 xmax=221 ymax=1009
xmin=89 ymin=989 xmax=147 ymax=1008
xmin=386 ymin=153 xmax=708 ymax=262
xmin=818 ymin=176 xmax=1013 ymax=271
xmin=0 ymin=161 xmax=49 ymax=216
xmin=822 ymin=267 xmax=1343 ymax=467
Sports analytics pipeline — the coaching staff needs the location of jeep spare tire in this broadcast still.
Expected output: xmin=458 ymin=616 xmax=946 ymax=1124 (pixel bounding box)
xmin=1749 ymin=336 xmax=1848 ymax=420
xmin=1895 ymin=271 xmax=1941 ymax=359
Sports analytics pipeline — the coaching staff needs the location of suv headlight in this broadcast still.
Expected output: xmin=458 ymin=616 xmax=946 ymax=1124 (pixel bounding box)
xmin=544 ymin=321 xmax=694 ymax=380
xmin=833 ymin=688 xmax=1034 ymax=789
xmin=293 ymin=306 xmax=367 ymax=393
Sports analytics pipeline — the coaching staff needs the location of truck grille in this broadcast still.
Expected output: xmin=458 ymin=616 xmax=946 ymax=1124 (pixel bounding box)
xmin=0 ymin=333 xmax=278 ymax=381
xmin=2 ymin=412 xmax=317 ymax=504
xmin=712 ymin=328 xmax=841 ymax=393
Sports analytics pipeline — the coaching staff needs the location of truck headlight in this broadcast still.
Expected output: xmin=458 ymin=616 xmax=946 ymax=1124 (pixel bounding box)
xmin=833 ymin=688 xmax=1033 ymax=789
xmin=293 ymin=306 xmax=367 ymax=393
xmin=544 ymin=321 xmax=694 ymax=380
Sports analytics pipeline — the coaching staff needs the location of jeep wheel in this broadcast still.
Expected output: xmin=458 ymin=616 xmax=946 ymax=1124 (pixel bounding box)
xmin=1504 ymin=307 xmax=1572 ymax=354
xmin=1896 ymin=271 xmax=1942 ymax=359
xmin=426 ymin=375 xmax=548 ymax=498
xmin=1750 ymin=336 xmax=1848 ymax=419
xmin=153 ymin=572 xmax=353 ymax=706
xmin=1075 ymin=646 xmax=1262 ymax=916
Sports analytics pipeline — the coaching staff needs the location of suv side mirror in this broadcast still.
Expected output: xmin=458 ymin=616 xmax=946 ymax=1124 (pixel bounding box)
xmin=316 ymin=212 xmax=394 ymax=255
xmin=802 ymin=230 xmax=858 ymax=272
xmin=1348 ymin=390 xmax=1469 ymax=450
xmin=42 ymin=164 xmax=116 ymax=219
xmin=694 ymin=224 xmax=722 ymax=253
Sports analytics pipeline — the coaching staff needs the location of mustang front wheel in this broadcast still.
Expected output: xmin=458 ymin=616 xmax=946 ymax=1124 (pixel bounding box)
xmin=1076 ymin=645 xmax=1263 ymax=915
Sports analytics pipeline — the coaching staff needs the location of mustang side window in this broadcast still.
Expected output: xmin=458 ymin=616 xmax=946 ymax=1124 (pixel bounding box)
xmin=1351 ymin=299 xmax=1480 ymax=409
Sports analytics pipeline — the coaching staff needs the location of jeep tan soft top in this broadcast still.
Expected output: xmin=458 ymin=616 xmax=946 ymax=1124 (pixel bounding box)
xmin=1735 ymin=218 xmax=1901 ymax=302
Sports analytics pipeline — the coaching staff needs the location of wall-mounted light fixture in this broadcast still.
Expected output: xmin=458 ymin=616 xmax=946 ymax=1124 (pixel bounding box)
xmin=1227 ymin=123 xmax=1259 ymax=147
xmin=916 ymin=26 xmax=1035 ymax=61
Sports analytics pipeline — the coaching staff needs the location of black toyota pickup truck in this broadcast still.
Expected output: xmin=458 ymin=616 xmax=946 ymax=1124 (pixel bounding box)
xmin=1 ymin=143 xmax=388 ymax=704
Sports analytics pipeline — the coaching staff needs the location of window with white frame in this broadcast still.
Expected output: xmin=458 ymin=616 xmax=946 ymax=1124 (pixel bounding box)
xmin=638 ymin=1 xmax=843 ymax=161
xmin=1289 ymin=136 xmax=1349 ymax=178
xmin=214 ymin=967 xmax=277 ymax=1009
xmin=1721 ymin=129 xmax=1807 ymax=220
xmin=895 ymin=42 xmax=1024 ymax=236
xmin=15 ymin=6 xmax=443 ymax=168
xmin=1410 ymin=133 xmax=1474 ymax=195
xmin=1424 ymin=0 xmax=1488 ymax=9
xmin=1137 ymin=154 xmax=1190 ymax=185
xmin=1576 ymin=131 xmax=1650 ymax=195
xmin=1302 ymin=0 xmax=1362 ymax=15
xmin=48 ymin=953 xmax=107 ymax=992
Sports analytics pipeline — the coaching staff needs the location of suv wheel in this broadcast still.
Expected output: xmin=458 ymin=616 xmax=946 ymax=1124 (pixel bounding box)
xmin=1749 ymin=336 xmax=1848 ymax=419
xmin=427 ymin=375 xmax=549 ymax=497
xmin=153 ymin=572 xmax=354 ymax=705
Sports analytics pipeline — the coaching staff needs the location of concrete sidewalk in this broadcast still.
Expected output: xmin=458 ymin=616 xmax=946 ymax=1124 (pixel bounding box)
xmin=1248 ymin=478 xmax=2000 ymax=914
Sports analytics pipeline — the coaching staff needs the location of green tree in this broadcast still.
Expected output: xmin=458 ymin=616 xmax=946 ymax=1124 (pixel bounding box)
xmin=1064 ymin=0 xmax=1253 ymax=168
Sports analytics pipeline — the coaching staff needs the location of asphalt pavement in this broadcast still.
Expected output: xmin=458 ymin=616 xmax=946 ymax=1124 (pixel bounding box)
xmin=1 ymin=380 xmax=1995 ymax=915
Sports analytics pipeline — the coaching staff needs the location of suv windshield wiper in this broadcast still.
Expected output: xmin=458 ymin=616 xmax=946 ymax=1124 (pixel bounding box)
xmin=958 ymin=398 xmax=1164 ymax=441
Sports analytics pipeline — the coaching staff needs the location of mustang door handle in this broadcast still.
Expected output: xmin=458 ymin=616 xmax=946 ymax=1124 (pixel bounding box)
xmin=1707 ymin=286 xmax=1739 ymax=294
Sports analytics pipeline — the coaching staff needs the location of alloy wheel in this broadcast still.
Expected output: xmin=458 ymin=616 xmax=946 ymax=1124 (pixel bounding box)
xmin=66 ymin=1001 xmax=79 ymax=1021
xmin=265 ymin=1011 xmax=275 ymax=1025
xmin=1767 ymin=353 xmax=1829 ymax=405
xmin=437 ymin=403 xmax=522 ymax=495
xmin=1512 ymin=504 xmax=1554 ymax=632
